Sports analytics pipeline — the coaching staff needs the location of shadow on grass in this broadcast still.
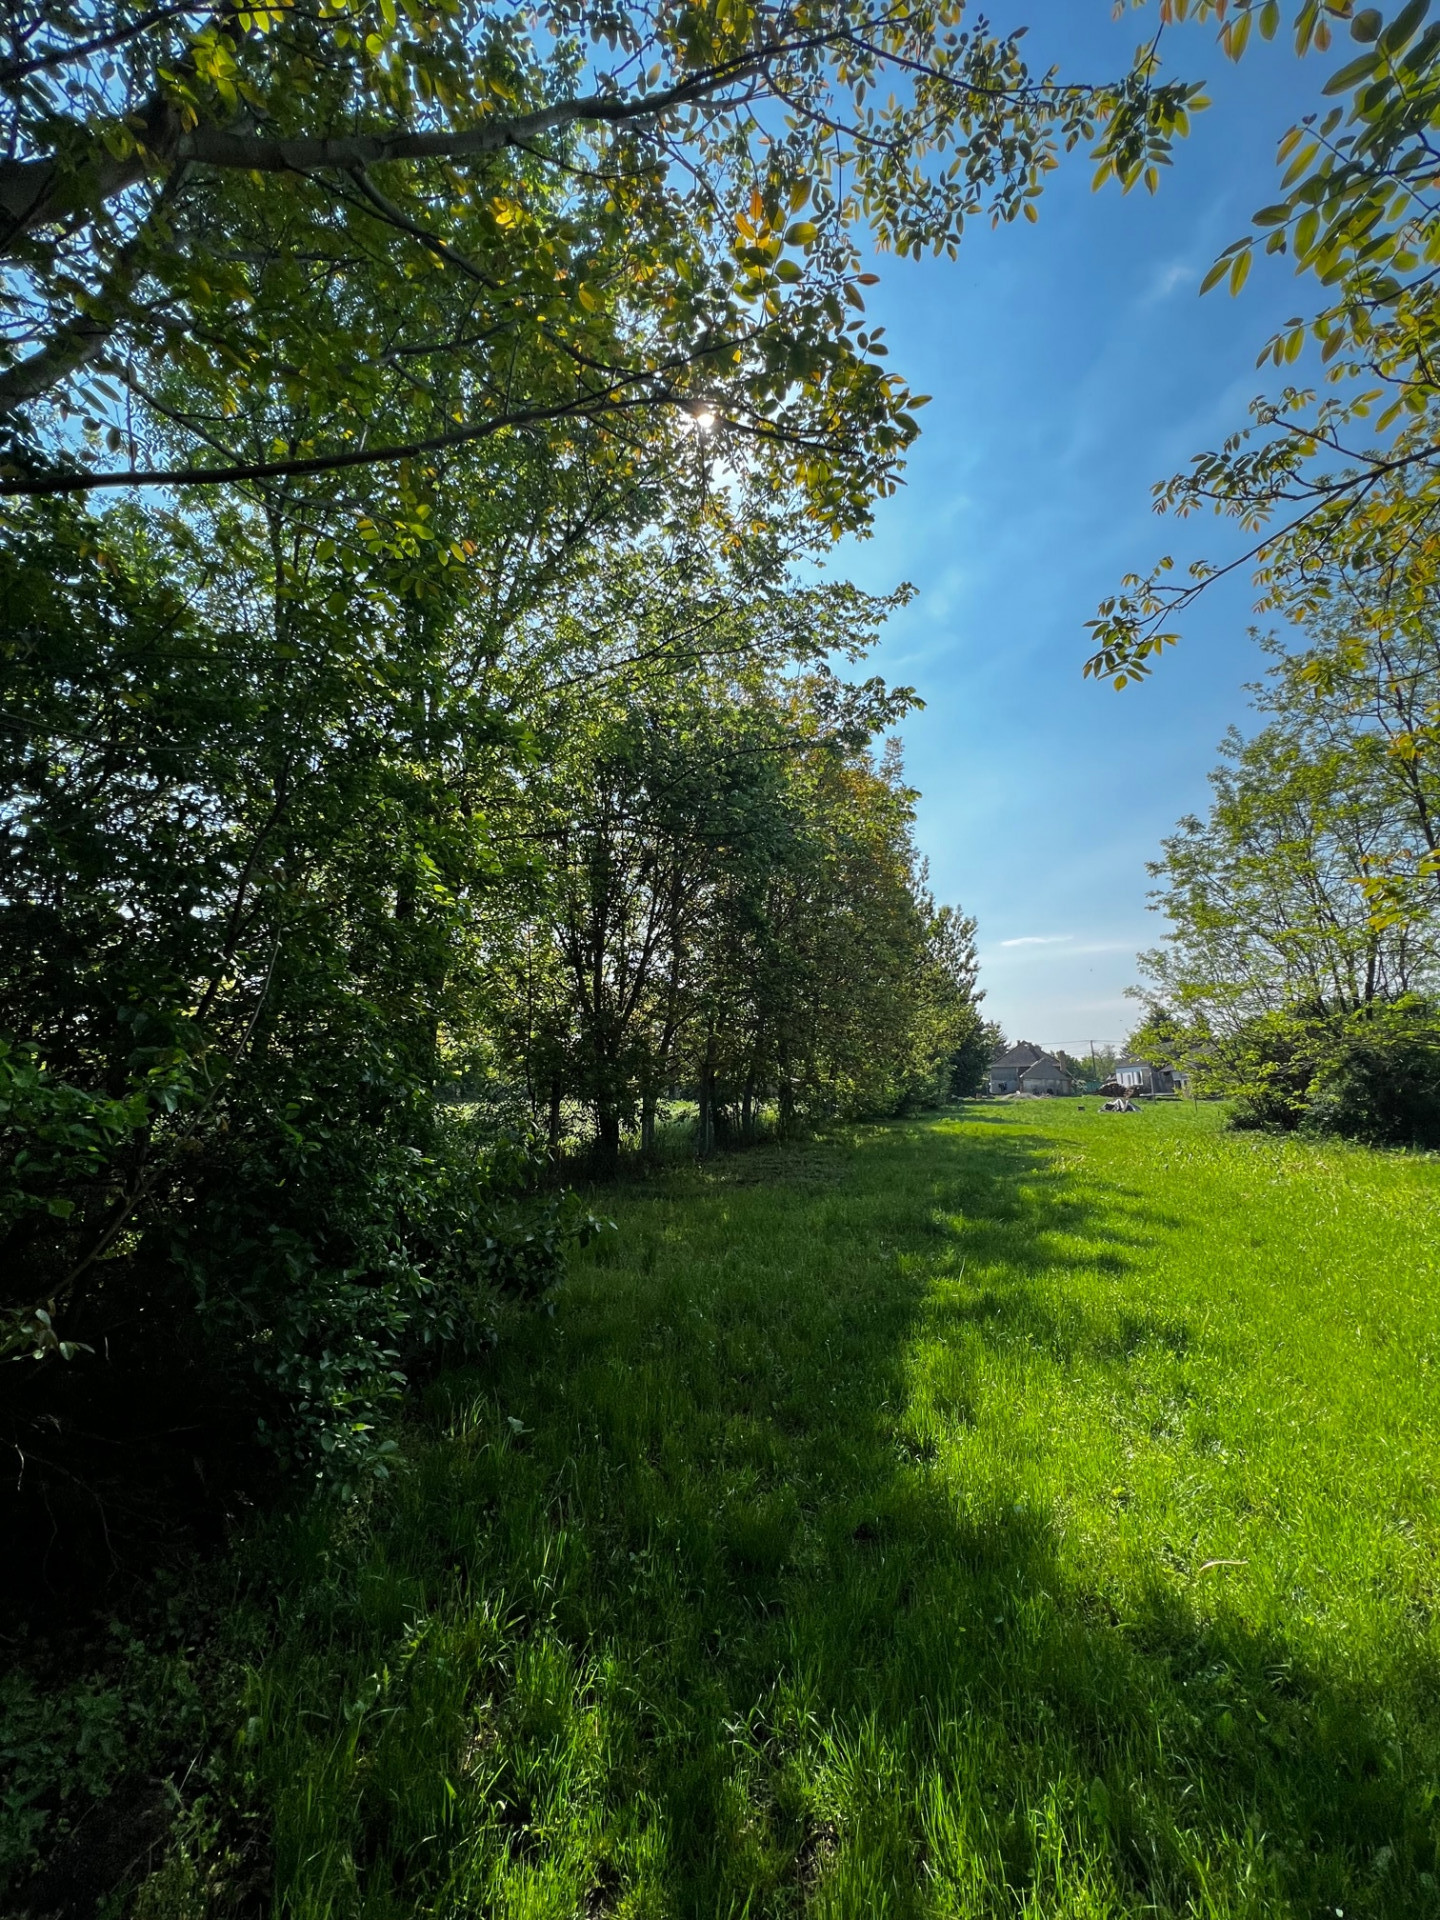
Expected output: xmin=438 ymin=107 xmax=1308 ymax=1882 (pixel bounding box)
xmin=250 ymin=1115 xmax=1440 ymax=1919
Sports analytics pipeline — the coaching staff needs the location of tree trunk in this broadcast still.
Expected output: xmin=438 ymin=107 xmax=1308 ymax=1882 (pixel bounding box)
xmin=595 ymin=1104 xmax=621 ymax=1178
xmin=697 ymin=1033 xmax=717 ymax=1159
xmin=547 ymin=1075 xmax=563 ymax=1160
xmin=640 ymin=1086 xmax=657 ymax=1161
xmin=740 ymin=1060 xmax=756 ymax=1144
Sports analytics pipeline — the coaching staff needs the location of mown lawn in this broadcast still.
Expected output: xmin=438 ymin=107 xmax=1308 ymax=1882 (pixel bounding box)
xmin=242 ymin=1103 xmax=1440 ymax=1918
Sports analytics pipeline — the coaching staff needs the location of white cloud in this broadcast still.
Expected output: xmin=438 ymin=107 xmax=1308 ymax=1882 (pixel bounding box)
xmin=1148 ymin=260 xmax=1197 ymax=302
xmin=999 ymin=934 xmax=1072 ymax=948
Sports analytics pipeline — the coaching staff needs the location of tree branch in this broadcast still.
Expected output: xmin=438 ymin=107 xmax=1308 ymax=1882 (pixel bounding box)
xmin=0 ymin=59 xmax=762 ymax=244
xmin=0 ymin=377 xmax=673 ymax=492
xmin=0 ymin=161 xmax=189 ymax=413
xmin=0 ymin=1 xmax=200 ymax=84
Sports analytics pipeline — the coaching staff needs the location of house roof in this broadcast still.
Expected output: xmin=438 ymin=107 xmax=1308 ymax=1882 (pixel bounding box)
xmin=1115 ymin=1058 xmax=1162 ymax=1073
xmin=1019 ymin=1052 xmax=1069 ymax=1080
xmin=992 ymin=1041 xmax=1047 ymax=1072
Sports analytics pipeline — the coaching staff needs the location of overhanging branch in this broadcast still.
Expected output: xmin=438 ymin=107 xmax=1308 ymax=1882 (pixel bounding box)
xmin=0 ymin=380 xmax=672 ymax=493
xmin=0 ymin=58 xmax=763 ymax=244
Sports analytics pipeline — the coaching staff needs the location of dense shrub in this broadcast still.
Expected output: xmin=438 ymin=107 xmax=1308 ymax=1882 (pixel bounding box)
xmin=0 ymin=1626 xmax=205 ymax=1893
xmin=1303 ymin=1001 xmax=1440 ymax=1149
xmin=1220 ymin=1000 xmax=1440 ymax=1148
xmin=2 ymin=1044 xmax=601 ymax=1490
xmin=177 ymin=1092 xmax=603 ymax=1484
xmin=0 ymin=498 xmax=604 ymax=1530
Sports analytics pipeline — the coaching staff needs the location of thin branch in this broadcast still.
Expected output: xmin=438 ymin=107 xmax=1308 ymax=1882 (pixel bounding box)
xmin=338 ymin=163 xmax=500 ymax=288
xmin=0 ymin=378 xmax=672 ymax=492
xmin=0 ymin=1 xmax=199 ymax=83
xmin=0 ymin=58 xmax=763 ymax=240
xmin=0 ymin=158 xmax=189 ymax=409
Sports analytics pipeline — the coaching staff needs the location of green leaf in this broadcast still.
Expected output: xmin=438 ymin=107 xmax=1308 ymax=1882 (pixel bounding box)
xmin=1380 ymin=0 xmax=1430 ymax=59
xmin=1323 ymin=50 xmax=1381 ymax=94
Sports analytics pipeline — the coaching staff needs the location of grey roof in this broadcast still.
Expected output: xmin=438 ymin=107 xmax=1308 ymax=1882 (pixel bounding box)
xmin=992 ymin=1041 xmax=1047 ymax=1072
xmin=1019 ymin=1052 xmax=1069 ymax=1080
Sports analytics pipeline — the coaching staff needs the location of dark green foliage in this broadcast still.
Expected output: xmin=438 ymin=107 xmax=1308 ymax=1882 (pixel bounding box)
xmin=0 ymin=488 xmax=969 ymax=1522
xmin=176 ymin=1094 xmax=604 ymax=1483
xmin=0 ymin=1627 xmax=206 ymax=1893
xmin=0 ymin=494 xmax=601 ymax=1498
xmin=1186 ymin=1000 xmax=1440 ymax=1148
xmin=1305 ymin=1001 xmax=1440 ymax=1149
xmin=949 ymin=1015 xmax=1002 ymax=1099
xmin=1221 ymin=1010 xmax=1327 ymax=1134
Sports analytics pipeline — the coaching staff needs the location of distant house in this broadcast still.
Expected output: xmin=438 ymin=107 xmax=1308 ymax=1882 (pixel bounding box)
xmin=990 ymin=1042 xmax=1074 ymax=1097
xmin=1114 ymin=1058 xmax=1176 ymax=1096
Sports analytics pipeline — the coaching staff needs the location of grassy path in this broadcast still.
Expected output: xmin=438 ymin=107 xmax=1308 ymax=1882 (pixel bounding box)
xmin=247 ymin=1104 xmax=1440 ymax=1918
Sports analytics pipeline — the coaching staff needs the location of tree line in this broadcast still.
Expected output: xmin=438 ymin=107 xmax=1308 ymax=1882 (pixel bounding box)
xmin=2 ymin=485 xmax=991 ymax=1509
xmin=491 ymin=648 xmax=986 ymax=1172
xmin=2 ymin=0 xmax=1203 ymax=1522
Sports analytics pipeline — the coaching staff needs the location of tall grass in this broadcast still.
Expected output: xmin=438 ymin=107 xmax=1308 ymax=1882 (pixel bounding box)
xmin=237 ymin=1105 xmax=1440 ymax=1917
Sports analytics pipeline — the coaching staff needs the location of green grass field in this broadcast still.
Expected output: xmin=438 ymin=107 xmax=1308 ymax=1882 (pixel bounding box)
xmin=240 ymin=1102 xmax=1440 ymax=1918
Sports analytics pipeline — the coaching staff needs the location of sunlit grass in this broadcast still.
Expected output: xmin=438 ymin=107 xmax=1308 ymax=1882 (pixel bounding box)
xmin=241 ymin=1103 xmax=1440 ymax=1917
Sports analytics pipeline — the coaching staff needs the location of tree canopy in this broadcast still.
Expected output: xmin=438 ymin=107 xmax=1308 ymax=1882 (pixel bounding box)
xmin=1128 ymin=532 xmax=1440 ymax=1138
xmin=0 ymin=0 xmax=1199 ymax=522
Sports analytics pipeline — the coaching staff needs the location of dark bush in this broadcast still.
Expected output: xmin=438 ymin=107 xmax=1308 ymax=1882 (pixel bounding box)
xmin=1216 ymin=999 xmax=1440 ymax=1148
xmin=177 ymin=1088 xmax=604 ymax=1486
xmin=1303 ymin=1000 xmax=1440 ymax=1149
xmin=0 ymin=496 xmax=605 ymax=1597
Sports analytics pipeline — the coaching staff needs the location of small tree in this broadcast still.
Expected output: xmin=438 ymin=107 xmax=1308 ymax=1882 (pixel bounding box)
xmin=951 ymin=1017 xmax=1003 ymax=1100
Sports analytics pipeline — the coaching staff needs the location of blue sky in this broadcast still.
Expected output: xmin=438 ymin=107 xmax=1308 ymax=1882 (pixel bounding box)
xmin=828 ymin=3 xmax=1346 ymax=1055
